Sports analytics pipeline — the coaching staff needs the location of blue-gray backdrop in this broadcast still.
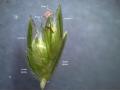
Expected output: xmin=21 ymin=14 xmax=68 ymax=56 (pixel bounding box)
xmin=0 ymin=0 xmax=120 ymax=90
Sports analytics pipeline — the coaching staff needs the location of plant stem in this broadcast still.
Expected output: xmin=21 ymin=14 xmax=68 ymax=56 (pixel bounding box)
xmin=40 ymin=78 xmax=47 ymax=90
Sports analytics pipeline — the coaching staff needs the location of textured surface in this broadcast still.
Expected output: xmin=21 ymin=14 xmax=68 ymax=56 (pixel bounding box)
xmin=0 ymin=0 xmax=120 ymax=90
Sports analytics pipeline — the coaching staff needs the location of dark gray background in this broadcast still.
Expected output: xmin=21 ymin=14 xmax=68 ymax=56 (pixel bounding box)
xmin=0 ymin=0 xmax=120 ymax=90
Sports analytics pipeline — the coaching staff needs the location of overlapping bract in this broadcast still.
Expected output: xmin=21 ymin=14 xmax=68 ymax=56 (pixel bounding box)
xmin=27 ymin=4 xmax=67 ymax=90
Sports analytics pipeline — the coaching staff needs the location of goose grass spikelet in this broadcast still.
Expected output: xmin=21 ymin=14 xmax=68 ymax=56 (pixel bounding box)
xmin=27 ymin=4 xmax=67 ymax=90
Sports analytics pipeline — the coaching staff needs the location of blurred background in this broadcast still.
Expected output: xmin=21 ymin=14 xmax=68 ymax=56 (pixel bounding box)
xmin=0 ymin=0 xmax=120 ymax=90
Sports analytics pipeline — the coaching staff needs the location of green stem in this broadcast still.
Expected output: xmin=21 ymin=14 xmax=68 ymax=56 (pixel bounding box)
xmin=40 ymin=78 xmax=47 ymax=90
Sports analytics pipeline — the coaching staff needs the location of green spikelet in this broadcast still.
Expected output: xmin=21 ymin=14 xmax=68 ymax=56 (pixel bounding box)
xmin=27 ymin=4 xmax=67 ymax=90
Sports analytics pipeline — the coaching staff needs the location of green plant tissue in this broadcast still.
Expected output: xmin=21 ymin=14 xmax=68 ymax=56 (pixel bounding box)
xmin=27 ymin=4 xmax=67 ymax=90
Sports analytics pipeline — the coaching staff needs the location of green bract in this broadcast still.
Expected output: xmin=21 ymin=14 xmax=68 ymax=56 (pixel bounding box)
xmin=27 ymin=4 xmax=67 ymax=90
